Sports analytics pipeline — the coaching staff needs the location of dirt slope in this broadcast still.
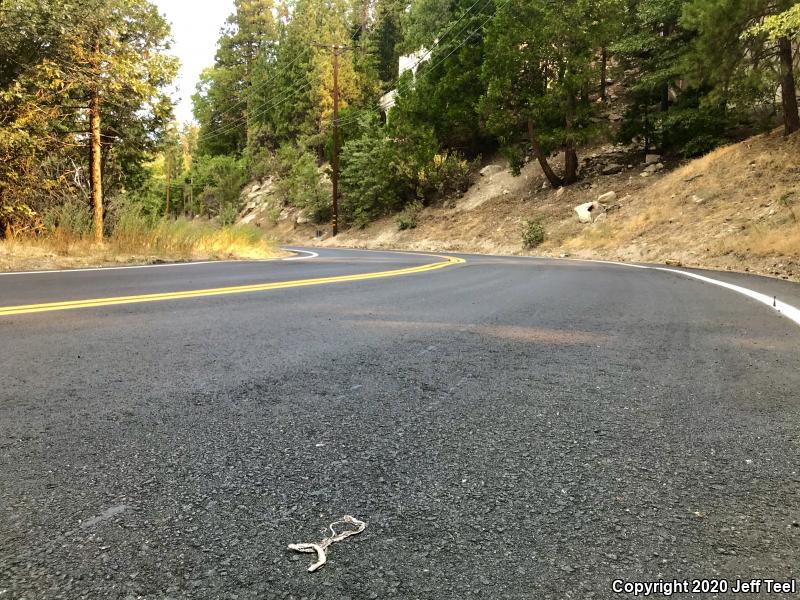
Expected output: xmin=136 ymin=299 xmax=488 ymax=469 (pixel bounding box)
xmin=266 ymin=129 xmax=800 ymax=281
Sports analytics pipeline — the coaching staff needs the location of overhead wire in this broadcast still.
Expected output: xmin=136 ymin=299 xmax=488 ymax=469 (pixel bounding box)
xmin=197 ymin=9 xmax=391 ymax=144
xmin=333 ymin=0 xmax=508 ymax=130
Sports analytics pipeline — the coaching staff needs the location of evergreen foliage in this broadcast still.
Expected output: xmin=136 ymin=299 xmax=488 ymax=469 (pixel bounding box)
xmin=2 ymin=0 xmax=799 ymax=237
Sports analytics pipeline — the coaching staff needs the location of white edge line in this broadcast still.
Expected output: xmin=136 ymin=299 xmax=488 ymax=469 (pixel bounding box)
xmin=3 ymin=245 xmax=797 ymax=327
xmin=561 ymin=256 xmax=800 ymax=329
xmin=282 ymin=248 xmax=319 ymax=261
xmin=298 ymin=250 xmax=800 ymax=327
xmin=0 ymin=259 xmax=278 ymax=276
xmin=654 ymin=267 xmax=800 ymax=328
xmin=0 ymin=250 xmax=320 ymax=277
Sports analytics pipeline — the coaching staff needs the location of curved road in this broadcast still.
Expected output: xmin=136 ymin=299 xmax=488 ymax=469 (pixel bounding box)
xmin=1 ymin=248 xmax=799 ymax=599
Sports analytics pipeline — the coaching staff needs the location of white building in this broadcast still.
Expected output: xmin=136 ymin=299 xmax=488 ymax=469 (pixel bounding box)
xmin=379 ymin=48 xmax=431 ymax=118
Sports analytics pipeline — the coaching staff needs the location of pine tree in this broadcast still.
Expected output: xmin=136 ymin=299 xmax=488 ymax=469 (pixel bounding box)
xmin=0 ymin=0 xmax=177 ymax=240
xmin=682 ymin=0 xmax=800 ymax=135
xmin=194 ymin=0 xmax=277 ymax=156
xmin=481 ymin=0 xmax=622 ymax=186
xmin=392 ymin=0 xmax=495 ymax=155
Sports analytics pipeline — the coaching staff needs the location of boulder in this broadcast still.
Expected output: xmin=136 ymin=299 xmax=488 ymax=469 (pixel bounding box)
xmin=643 ymin=162 xmax=664 ymax=175
xmin=242 ymin=182 xmax=261 ymax=197
xmin=593 ymin=212 xmax=608 ymax=224
xmin=645 ymin=154 xmax=662 ymax=165
xmin=296 ymin=213 xmax=311 ymax=225
xmin=575 ymin=201 xmax=601 ymax=224
xmin=480 ymin=164 xmax=504 ymax=177
xmin=597 ymin=191 xmax=617 ymax=203
xmin=602 ymin=163 xmax=624 ymax=175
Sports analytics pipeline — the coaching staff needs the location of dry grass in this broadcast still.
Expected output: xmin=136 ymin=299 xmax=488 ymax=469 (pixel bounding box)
xmin=277 ymin=128 xmax=800 ymax=280
xmin=108 ymin=216 xmax=279 ymax=260
xmin=557 ymin=129 xmax=800 ymax=276
xmin=0 ymin=217 xmax=282 ymax=273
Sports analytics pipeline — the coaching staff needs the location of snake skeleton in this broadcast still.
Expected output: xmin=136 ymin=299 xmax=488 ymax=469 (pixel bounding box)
xmin=288 ymin=515 xmax=367 ymax=572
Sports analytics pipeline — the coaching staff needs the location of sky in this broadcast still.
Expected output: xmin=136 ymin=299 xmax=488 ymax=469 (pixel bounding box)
xmin=153 ymin=0 xmax=235 ymax=124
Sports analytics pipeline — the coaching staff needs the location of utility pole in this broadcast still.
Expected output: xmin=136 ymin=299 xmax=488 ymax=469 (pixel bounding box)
xmin=90 ymin=37 xmax=104 ymax=244
xmin=332 ymin=47 xmax=340 ymax=236
xmin=315 ymin=43 xmax=352 ymax=237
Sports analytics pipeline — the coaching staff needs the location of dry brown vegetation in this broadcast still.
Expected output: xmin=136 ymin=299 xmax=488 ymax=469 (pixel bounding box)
xmin=0 ymin=218 xmax=282 ymax=272
xmin=267 ymin=128 xmax=799 ymax=281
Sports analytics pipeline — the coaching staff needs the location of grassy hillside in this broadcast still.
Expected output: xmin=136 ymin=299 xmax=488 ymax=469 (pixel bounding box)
xmin=267 ymin=129 xmax=799 ymax=281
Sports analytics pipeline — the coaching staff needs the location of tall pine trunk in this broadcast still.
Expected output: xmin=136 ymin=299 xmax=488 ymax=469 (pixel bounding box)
xmin=90 ymin=38 xmax=103 ymax=243
xmin=527 ymin=118 xmax=563 ymax=189
xmin=778 ymin=37 xmax=799 ymax=135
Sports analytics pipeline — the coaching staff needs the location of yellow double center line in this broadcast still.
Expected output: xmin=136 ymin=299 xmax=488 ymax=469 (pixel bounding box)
xmin=0 ymin=254 xmax=465 ymax=317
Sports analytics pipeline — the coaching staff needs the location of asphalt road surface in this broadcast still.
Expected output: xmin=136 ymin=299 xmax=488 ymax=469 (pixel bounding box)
xmin=1 ymin=248 xmax=799 ymax=599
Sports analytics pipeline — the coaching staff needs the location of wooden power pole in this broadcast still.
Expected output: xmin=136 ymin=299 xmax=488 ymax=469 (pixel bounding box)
xmin=90 ymin=37 xmax=104 ymax=243
xmin=332 ymin=47 xmax=340 ymax=236
xmin=315 ymin=43 xmax=352 ymax=237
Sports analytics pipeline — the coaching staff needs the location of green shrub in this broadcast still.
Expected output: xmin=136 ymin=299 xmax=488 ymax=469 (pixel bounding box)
xmin=501 ymin=145 xmax=526 ymax=176
xmin=521 ymin=219 xmax=546 ymax=249
xmin=417 ymin=152 xmax=476 ymax=203
xmin=42 ymin=199 xmax=92 ymax=238
xmin=275 ymin=143 xmax=330 ymax=223
xmin=218 ymin=203 xmax=239 ymax=226
xmin=247 ymin=147 xmax=277 ymax=182
xmin=397 ymin=201 xmax=423 ymax=231
xmin=618 ymin=92 xmax=729 ymax=158
xmin=188 ymin=154 xmax=247 ymax=217
xmin=340 ymin=134 xmax=405 ymax=228
xmin=340 ymin=119 xmax=443 ymax=229
xmin=661 ymin=105 xmax=728 ymax=157
xmin=266 ymin=207 xmax=281 ymax=225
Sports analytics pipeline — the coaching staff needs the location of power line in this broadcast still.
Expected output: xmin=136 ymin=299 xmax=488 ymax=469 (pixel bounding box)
xmin=197 ymin=73 xmax=320 ymax=144
xmin=334 ymin=0 xmax=507 ymax=130
xmin=399 ymin=0 xmax=494 ymax=79
xmin=334 ymin=0 xmax=498 ymax=128
xmin=203 ymin=44 xmax=313 ymax=127
xmin=198 ymin=0 xmax=506 ymax=152
xmin=202 ymin=0 xmax=382 ymax=129
xmin=196 ymin=6 xmax=397 ymax=144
